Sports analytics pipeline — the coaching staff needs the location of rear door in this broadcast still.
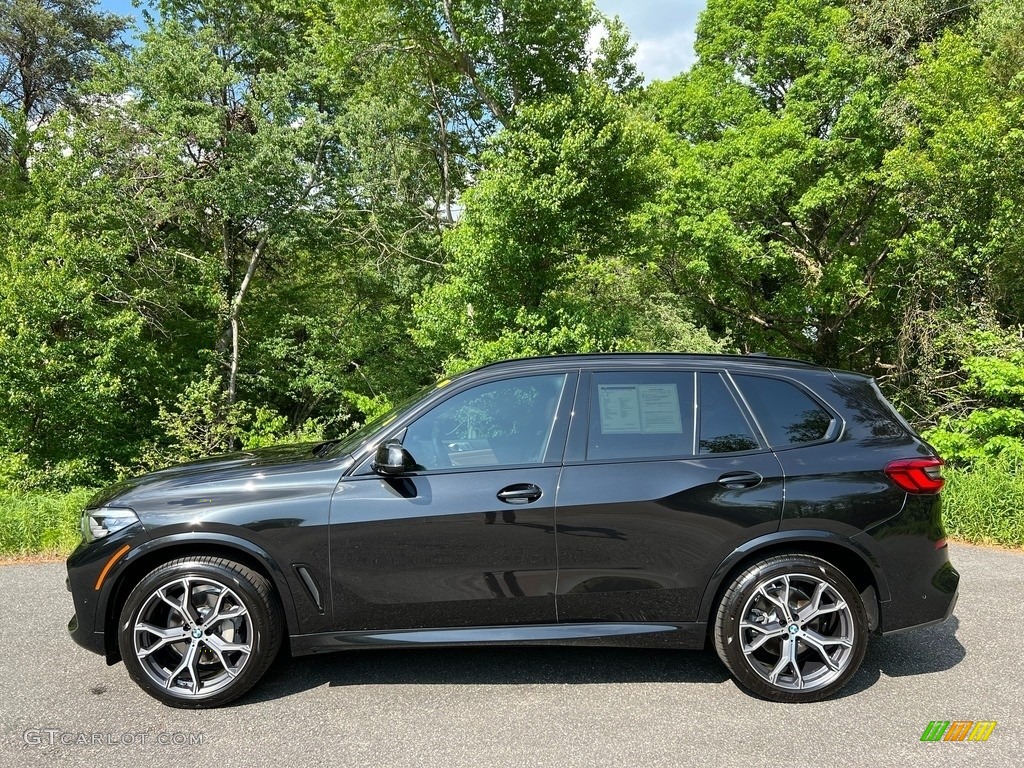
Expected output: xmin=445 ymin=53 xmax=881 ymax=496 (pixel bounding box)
xmin=554 ymin=368 xmax=785 ymax=624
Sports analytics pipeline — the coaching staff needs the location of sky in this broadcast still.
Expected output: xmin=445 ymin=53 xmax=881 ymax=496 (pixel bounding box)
xmin=97 ymin=1 xmax=707 ymax=83
xmin=596 ymin=0 xmax=706 ymax=81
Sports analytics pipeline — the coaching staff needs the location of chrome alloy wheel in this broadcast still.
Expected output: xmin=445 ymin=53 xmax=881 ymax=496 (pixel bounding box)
xmin=133 ymin=576 xmax=252 ymax=697
xmin=738 ymin=573 xmax=856 ymax=692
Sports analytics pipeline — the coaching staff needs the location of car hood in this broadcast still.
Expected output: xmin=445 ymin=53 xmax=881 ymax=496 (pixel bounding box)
xmin=86 ymin=442 xmax=345 ymax=509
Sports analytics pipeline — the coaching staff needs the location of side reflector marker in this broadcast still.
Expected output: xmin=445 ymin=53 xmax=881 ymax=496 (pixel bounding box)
xmin=94 ymin=544 xmax=131 ymax=591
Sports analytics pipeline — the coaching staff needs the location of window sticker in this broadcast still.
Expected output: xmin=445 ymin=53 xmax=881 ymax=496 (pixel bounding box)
xmin=598 ymin=383 xmax=683 ymax=434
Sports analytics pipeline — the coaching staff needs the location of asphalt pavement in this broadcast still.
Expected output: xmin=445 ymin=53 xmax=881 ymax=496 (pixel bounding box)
xmin=1 ymin=543 xmax=1021 ymax=767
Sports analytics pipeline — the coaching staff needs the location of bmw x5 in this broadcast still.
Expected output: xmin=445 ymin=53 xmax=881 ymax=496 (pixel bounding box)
xmin=66 ymin=353 xmax=959 ymax=707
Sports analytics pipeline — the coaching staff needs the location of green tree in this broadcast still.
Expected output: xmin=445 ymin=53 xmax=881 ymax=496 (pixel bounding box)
xmin=592 ymin=14 xmax=644 ymax=94
xmin=0 ymin=110 xmax=209 ymax=487
xmin=878 ymin=0 xmax=1024 ymax=417
xmin=923 ymin=327 xmax=1024 ymax=465
xmin=319 ymin=0 xmax=616 ymax=230
xmin=389 ymin=0 xmax=598 ymax=127
xmin=1 ymin=0 xmax=448 ymax=484
xmin=650 ymin=0 xmax=913 ymax=367
xmin=414 ymin=77 xmax=723 ymax=373
xmin=109 ymin=2 xmax=357 ymax=406
xmin=0 ymin=0 xmax=127 ymax=173
xmin=845 ymin=0 xmax=976 ymax=82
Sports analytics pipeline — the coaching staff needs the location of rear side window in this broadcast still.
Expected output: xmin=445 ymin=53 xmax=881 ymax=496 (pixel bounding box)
xmin=733 ymin=375 xmax=833 ymax=447
xmin=698 ymin=373 xmax=760 ymax=454
xmin=588 ymin=371 xmax=695 ymax=460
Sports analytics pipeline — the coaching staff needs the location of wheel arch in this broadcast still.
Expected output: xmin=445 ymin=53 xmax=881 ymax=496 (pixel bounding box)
xmin=101 ymin=533 xmax=297 ymax=664
xmin=697 ymin=531 xmax=889 ymax=633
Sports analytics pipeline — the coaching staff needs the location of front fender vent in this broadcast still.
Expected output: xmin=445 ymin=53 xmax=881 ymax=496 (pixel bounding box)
xmin=293 ymin=564 xmax=324 ymax=614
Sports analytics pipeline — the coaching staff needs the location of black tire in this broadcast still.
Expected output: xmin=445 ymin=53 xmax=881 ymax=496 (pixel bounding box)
xmin=713 ymin=554 xmax=868 ymax=703
xmin=118 ymin=556 xmax=282 ymax=708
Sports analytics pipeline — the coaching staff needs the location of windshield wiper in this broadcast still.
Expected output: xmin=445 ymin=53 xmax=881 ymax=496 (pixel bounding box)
xmin=311 ymin=439 xmax=341 ymax=458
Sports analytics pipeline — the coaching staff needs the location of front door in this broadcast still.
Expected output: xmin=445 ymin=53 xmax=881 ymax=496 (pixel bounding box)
xmin=329 ymin=372 xmax=574 ymax=631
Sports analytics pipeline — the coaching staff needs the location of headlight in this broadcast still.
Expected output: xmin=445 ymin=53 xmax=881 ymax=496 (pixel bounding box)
xmin=81 ymin=507 xmax=140 ymax=542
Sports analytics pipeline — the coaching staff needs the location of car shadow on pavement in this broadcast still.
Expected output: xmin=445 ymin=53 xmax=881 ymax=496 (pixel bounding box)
xmin=833 ymin=615 xmax=966 ymax=699
xmin=242 ymin=616 xmax=965 ymax=706
xmin=244 ymin=645 xmax=731 ymax=704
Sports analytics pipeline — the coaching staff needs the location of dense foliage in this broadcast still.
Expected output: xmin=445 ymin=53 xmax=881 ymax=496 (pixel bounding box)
xmin=2 ymin=0 xmax=1024 ymax=495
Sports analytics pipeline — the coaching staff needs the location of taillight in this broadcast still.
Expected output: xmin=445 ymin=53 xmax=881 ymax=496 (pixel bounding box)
xmin=884 ymin=457 xmax=945 ymax=493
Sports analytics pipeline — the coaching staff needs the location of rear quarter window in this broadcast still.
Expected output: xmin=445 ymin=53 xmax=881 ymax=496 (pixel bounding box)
xmin=733 ymin=374 xmax=834 ymax=448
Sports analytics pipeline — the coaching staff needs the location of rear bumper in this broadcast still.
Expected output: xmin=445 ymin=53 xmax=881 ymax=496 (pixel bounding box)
xmin=882 ymin=578 xmax=958 ymax=636
xmin=857 ymin=491 xmax=961 ymax=635
xmin=879 ymin=558 xmax=960 ymax=634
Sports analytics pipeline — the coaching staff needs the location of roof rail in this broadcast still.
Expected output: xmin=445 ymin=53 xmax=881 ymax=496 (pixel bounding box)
xmin=469 ymin=351 xmax=826 ymax=371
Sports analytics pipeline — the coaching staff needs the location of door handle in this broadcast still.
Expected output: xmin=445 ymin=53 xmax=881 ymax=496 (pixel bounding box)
xmin=717 ymin=471 xmax=763 ymax=489
xmin=497 ymin=484 xmax=543 ymax=504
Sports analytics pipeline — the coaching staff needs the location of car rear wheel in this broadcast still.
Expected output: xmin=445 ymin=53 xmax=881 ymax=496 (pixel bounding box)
xmin=713 ymin=554 xmax=868 ymax=702
xmin=118 ymin=556 xmax=282 ymax=708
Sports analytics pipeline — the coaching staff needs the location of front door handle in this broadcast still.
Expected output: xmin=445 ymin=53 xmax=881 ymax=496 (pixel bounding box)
xmin=717 ymin=471 xmax=763 ymax=489
xmin=497 ymin=483 xmax=543 ymax=504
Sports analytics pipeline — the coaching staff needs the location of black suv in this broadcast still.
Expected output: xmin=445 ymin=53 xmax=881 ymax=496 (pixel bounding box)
xmin=67 ymin=354 xmax=959 ymax=707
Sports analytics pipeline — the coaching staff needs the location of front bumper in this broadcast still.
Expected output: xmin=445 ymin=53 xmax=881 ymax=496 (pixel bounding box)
xmin=65 ymin=523 xmax=147 ymax=661
xmin=67 ymin=612 xmax=106 ymax=656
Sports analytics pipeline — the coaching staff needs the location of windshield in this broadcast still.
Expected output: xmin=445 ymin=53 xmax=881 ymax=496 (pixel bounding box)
xmin=324 ymin=378 xmax=453 ymax=458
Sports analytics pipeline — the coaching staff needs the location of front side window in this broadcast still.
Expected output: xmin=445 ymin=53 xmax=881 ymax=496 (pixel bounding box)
xmin=402 ymin=374 xmax=567 ymax=470
xmin=733 ymin=374 xmax=834 ymax=447
xmin=587 ymin=371 xmax=696 ymax=460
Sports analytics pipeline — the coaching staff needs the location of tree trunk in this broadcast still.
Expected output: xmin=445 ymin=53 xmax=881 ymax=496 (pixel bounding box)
xmin=225 ymin=236 xmax=267 ymax=405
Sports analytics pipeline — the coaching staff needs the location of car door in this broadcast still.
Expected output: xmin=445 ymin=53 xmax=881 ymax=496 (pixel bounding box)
xmin=329 ymin=371 xmax=575 ymax=631
xmin=554 ymin=368 xmax=785 ymax=624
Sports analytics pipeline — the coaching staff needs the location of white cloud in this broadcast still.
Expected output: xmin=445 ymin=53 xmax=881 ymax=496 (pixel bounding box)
xmin=595 ymin=0 xmax=706 ymax=82
xmin=634 ymin=27 xmax=699 ymax=82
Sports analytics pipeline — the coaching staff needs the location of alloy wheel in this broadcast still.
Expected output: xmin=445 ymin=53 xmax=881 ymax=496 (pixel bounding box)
xmin=133 ymin=575 xmax=253 ymax=697
xmin=738 ymin=572 xmax=856 ymax=692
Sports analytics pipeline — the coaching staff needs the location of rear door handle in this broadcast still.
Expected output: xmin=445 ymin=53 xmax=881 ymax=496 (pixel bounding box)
xmin=717 ymin=471 xmax=763 ymax=489
xmin=497 ymin=484 xmax=543 ymax=504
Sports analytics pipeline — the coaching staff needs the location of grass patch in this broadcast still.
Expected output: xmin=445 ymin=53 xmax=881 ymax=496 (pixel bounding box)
xmin=0 ymin=489 xmax=94 ymax=558
xmin=943 ymin=457 xmax=1024 ymax=548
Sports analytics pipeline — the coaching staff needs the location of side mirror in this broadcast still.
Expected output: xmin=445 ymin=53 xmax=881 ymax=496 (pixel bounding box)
xmin=372 ymin=441 xmax=415 ymax=476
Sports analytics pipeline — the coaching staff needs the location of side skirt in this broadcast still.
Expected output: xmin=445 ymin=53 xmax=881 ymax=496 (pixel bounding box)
xmin=289 ymin=621 xmax=708 ymax=656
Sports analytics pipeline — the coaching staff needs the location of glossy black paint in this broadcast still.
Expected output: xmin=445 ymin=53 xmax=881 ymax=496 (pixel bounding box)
xmin=66 ymin=353 xmax=959 ymax=666
xmin=553 ymin=452 xmax=785 ymax=624
xmin=328 ymin=467 xmax=560 ymax=629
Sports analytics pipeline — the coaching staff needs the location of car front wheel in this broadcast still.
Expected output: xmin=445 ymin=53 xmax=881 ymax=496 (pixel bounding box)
xmin=118 ymin=556 xmax=282 ymax=708
xmin=713 ymin=554 xmax=868 ymax=702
